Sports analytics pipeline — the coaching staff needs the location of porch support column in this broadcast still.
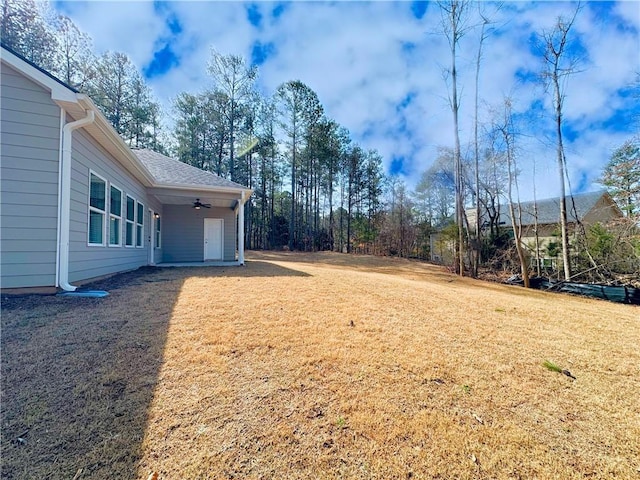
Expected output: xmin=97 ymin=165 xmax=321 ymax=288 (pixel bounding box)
xmin=238 ymin=191 xmax=245 ymax=265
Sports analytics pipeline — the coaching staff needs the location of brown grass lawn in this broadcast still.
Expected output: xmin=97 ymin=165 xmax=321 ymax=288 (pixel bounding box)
xmin=2 ymin=251 xmax=639 ymax=479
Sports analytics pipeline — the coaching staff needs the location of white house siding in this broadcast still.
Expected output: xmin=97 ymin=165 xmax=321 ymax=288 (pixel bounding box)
xmin=67 ymin=127 xmax=163 ymax=283
xmin=0 ymin=63 xmax=60 ymax=289
xmin=162 ymin=205 xmax=237 ymax=262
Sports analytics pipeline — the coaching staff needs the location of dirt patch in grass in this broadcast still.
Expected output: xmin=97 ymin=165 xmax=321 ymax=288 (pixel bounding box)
xmin=2 ymin=252 xmax=639 ymax=479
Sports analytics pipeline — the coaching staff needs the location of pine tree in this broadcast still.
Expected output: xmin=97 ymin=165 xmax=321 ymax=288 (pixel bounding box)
xmin=600 ymin=138 xmax=640 ymax=218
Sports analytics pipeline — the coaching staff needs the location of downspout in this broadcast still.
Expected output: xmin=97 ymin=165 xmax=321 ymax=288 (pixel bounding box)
xmin=238 ymin=191 xmax=246 ymax=265
xmin=58 ymin=110 xmax=95 ymax=291
xmin=55 ymin=110 xmax=65 ymax=288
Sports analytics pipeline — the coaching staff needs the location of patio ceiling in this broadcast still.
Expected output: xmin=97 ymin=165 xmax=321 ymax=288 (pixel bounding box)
xmin=148 ymin=188 xmax=242 ymax=209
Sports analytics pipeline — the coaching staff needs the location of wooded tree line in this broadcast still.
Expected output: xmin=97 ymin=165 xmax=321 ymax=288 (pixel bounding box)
xmin=4 ymin=0 xmax=638 ymax=282
xmin=172 ymin=56 xmax=391 ymax=252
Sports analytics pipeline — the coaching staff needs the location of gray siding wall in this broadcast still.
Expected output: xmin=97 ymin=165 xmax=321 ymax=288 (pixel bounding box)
xmin=67 ymin=128 xmax=163 ymax=282
xmin=0 ymin=63 xmax=60 ymax=288
xmin=162 ymin=205 xmax=236 ymax=262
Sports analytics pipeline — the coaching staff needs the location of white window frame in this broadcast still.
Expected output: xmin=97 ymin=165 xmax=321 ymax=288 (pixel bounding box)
xmin=109 ymin=184 xmax=123 ymax=247
xmin=88 ymin=170 xmax=107 ymax=246
xmin=125 ymin=194 xmax=136 ymax=247
xmin=136 ymin=201 xmax=144 ymax=248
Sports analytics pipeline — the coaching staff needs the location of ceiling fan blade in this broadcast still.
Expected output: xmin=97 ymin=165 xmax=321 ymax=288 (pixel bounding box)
xmin=193 ymin=199 xmax=212 ymax=209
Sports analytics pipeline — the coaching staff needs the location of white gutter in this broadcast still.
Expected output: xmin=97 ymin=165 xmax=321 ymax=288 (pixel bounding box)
xmin=58 ymin=109 xmax=95 ymax=291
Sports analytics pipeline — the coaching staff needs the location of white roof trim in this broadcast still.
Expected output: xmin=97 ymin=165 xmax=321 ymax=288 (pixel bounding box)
xmin=75 ymin=95 xmax=156 ymax=186
xmin=151 ymin=182 xmax=252 ymax=196
xmin=1 ymin=47 xmax=78 ymax=103
xmin=1 ymin=45 xmax=252 ymax=198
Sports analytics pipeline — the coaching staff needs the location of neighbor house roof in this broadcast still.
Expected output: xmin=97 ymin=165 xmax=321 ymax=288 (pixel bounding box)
xmin=497 ymin=191 xmax=619 ymax=226
xmin=133 ymin=149 xmax=248 ymax=192
xmin=468 ymin=191 xmax=622 ymax=229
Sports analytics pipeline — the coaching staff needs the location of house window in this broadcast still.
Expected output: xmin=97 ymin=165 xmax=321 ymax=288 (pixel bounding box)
xmin=136 ymin=201 xmax=144 ymax=248
xmin=88 ymin=172 xmax=106 ymax=245
xmin=155 ymin=216 xmax=161 ymax=248
xmin=125 ymin=195 xmax=135 ymax=247
xmin=109 ymin=185 xmax=122 ymax=246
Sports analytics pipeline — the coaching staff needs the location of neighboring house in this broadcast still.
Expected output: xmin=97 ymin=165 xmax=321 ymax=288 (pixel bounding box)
xmin=1 ymin=45 xmax=252 ymax=292
xmin=431 ymin=191 xmax=623 ymax=265
xmin=500 ymin=191 xmax=623 ymax=267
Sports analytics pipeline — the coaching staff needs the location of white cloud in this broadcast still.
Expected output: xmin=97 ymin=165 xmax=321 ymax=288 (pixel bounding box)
xmin=57 ymin=0 xmax=639 ymax=201
xmin=59 ymin=1 xmax=165 ymax=62
xmin=615 ymin=1 xmax=640 ymax=30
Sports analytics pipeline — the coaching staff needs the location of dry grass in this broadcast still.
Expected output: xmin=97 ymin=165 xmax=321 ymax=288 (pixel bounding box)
xmin=2 ymin=252 xmax=639 ymax=479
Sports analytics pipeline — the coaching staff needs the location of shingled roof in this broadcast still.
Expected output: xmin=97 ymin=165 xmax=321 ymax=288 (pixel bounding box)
xmin=133 ymin=148 xmax=248 ymax=191
xmin=498 ymin=191 xmax=612 ymax=226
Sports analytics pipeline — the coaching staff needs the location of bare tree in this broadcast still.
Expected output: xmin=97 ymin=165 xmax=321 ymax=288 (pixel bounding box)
xmin=539 ymin=4 xmax=582 ymax=280
xmin=52 ymin=14 xmax=95 ymax=89
xmin=1 ymin=0 xmax=58 ymax=71
xmin=438 ymin=0 xmax=471 ymax=275
xmin=415 ymin=148 xmax=457 ymax=227
xmin=497 ymin=98 xmax=530 ymax=287
xmin=471 ymin=4 xmax=501 ymax=276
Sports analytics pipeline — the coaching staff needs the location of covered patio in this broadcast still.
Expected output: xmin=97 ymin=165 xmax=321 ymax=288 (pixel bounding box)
xmin=134 ymin=149 xmax=252 ymax=266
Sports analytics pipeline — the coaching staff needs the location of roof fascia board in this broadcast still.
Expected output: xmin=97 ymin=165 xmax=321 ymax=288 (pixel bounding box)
xmin=1 ymin=48 xmax=78 ymax=103
xmin=2 ymin=46 xmax=253 ymax=197
xmin=2 ymin=47 xmax=156 ymax=188
xmin=149 ymin=183 xmax=253 ymax=196
xmin=75 ymin=95 xmax=156 ymax=187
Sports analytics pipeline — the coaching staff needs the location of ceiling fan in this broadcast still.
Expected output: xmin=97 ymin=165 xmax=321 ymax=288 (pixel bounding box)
xmin=193 ymin=198 xmax=211 ymax=210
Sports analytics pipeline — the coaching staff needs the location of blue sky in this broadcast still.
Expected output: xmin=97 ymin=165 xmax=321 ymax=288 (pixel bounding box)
xmin=56 ymin=1 xmax=639 ymax=200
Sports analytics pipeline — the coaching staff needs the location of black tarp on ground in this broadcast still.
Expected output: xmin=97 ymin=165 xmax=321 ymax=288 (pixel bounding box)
xmin=551 ymin=282 xmax=640 ymax=305
xmin=506 ymin=276 xmax=640 ymax=305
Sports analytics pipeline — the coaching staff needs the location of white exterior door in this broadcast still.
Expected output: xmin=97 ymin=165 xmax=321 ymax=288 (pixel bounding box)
xmin=204 ymin=218 xmax=223 ymax=260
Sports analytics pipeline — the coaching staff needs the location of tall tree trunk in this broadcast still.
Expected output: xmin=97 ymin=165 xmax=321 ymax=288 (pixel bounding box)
xmin=339 ymin=179 xmax=345 ymax=253
xmin=533 ymin=162 xmax=542 ymax=277
xmin=555 ymin=79 xmax=572 ymax=280
xmin=439 ymin=0 xmax=469 ymax=276
xmin=540 ymin=7 xmax=581 ymax=280
xmin=452 ymin=35 xmax=464 ymax=275
xmin=229 ymin=101 xmax=236 ymax=180
xmin=502 ymin=99 xmax=530 ymax=288
xmin=328 ymin=157 xmax=335 ymax=251
xmin=289 ymin=127 xmax=296 ymax=250
xmin=347 ymin=171 xmax=353 ymax=254
xmin=269 ymin=151 xmax=276 ymax=249
xmin=472 ymin=14 xmax=489 ymax=278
